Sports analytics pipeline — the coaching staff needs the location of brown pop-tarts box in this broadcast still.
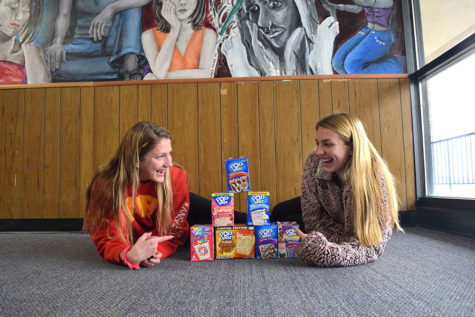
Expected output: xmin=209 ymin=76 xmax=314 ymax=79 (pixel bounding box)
xmin=215 ymin=226 xmax=255 ymax=259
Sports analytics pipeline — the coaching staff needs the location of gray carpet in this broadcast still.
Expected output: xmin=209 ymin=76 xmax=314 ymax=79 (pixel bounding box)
xmin=0 ymin=227 xmax=473 ymax=317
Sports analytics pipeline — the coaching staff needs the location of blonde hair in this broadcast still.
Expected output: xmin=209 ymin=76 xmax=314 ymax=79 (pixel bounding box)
xmin=84 ymin=122 xmax=174 ymax=244
xmin=316 ymin=113 xmax=403 ymax=245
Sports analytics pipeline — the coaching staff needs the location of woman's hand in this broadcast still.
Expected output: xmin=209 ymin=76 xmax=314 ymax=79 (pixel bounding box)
xmin=141 ymin=251 xmax=163 ymax=267
xmin=126 ymin=232 xmax=173 ymax=265
xmin=161 ymin=0 xmax=180 ymax=32
xmin=294 ymin=226 xmax=308 ymax=240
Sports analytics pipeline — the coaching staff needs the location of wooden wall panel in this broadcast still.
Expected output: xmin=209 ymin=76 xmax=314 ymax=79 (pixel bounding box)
xmin=138 ymin=85 xmax=151 ymax=122
xmin=198 ymin=83 xmax=221 ymax=198
xmin=59 ymin=88 xmax=80 ymax=218
xmin=349 ymin=79 xmax=382 ymax=152
xmin=258 ymin=81 xmax=277 ymax=208
xmin=379 ymin=79 xmax=407 ymax=209
xmin=219 ymin=82 xmax=239 ymax=208
xmin=274 ymin=81 xmax=302 ymax=202
xmin=43 ymin=88 xmax=60 ymax=218
xmin=300 ymin=80 xmax=319 ymax=166
xmin=23 ymin=89 xmax=44 ymax=218
xmin=94 ymin=86 xmax=119 ymax=170
xmin=119 ymin=85 xmax=138 ymax=140
xmin=0 ymin=78 xmax=415 ymax=219
xmin=237 ymin=82 xmax=260 ymax=211
xmin=331 ymin=80 xmax=349 ymax=113
xmin=168 ymin=83 xmax=198 ymax=192
xmin=79 ymin=87 xmax=94 ymax=217
xmin=150 ymin=84 xmax=167 ymax=128
xmin=0 ymin=89 xmax=24 ymax=218
xmin=318 ymin=80 xmax=333 ymax=118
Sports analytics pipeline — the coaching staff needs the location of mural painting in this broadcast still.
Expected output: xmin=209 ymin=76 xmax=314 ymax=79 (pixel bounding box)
xmin=0 ymin=0 xmax=405 ymax=84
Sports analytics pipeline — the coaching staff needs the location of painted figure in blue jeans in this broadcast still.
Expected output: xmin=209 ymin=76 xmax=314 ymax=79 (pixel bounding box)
xmin=323 ymin=0 xmax=402 ymax=74
xmin=44 ymin=0 xmax=148 ymax=81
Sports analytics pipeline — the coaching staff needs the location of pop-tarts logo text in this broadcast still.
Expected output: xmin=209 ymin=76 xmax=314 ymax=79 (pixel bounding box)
xmin=219 ymin=231 xmax=234 ymax=241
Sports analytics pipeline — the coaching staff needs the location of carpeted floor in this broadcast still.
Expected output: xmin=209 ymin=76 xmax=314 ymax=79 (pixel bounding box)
xmin=0 ymin=227 xmax=473 ymax=317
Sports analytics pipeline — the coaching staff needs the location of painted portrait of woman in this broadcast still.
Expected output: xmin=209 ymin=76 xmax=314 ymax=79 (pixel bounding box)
xmin=141 ymin=0 xmax=217 ymax=79
xmin=0 ymin=0 xmax=51 ymax=84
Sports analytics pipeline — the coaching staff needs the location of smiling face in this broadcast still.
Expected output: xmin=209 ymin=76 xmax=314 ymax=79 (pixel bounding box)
xmin=0 ymin=0 xmax=30 ymax=38
xmin=138 ymin=138 xmax=173 ymax=183
xmin=171 ymin=0 xmax=197 ymax=21
xmin=315 ymin=127 xmax=353 ymax=174
xmin=246 ymin=0 xmax=300 ymax=51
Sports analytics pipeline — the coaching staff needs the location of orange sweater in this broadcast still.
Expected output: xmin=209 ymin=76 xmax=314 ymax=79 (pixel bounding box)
xmin=89 ymin=166 xmax=189 ymax=269
xmin=152 ymin=28 xmax=205 ymax=71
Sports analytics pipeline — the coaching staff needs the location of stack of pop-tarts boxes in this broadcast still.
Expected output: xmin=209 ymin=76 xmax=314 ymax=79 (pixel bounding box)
xmin=190 ymin=157 xmax=300 ymax=261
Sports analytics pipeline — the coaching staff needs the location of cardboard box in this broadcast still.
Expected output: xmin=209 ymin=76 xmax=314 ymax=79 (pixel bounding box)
xmin=247 ymin=192 xmax=270 ymax=226
xmin=215 ymin=226 xmax=255 ymax=259
xmin=255 ymin=224 xmax=278 ymax=259
xmin=226 ymin=157 xmax=250 ymax=193
xmin=190 ymin=225 xmax=214 ymax=261
xmin=277 ymin=222 xmax=301 ymax=258
xmin=212 ymin=193 xmax=234 ymax=226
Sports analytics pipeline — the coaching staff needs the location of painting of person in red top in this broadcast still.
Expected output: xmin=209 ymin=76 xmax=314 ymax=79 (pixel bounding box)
xmin=141 ymin=0 xmax=217 ymax=79
xmin=84 ymin=122 xmax=190 ymax=269
xmin=0 ymin=0 xmax=51 ymax=84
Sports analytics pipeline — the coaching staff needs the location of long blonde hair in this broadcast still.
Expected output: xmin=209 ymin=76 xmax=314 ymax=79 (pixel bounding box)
xmin=316 ymin=113 xmax=403 ymax=245
xmin=84 ymin=122 xmax=174 ymax=244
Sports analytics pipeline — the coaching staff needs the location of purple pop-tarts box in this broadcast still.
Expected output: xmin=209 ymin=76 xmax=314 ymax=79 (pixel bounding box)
xmin=277 ymin=222 xmax=301 ymax=258
xmin=255 ymin=224 xmax=278 ymax=259
xmin=226 ymin=157 xmax=250 ymax=193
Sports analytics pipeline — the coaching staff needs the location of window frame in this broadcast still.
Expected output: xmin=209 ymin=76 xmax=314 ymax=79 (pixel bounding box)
xmin=402 ymin=0 xmax=475 ymax=236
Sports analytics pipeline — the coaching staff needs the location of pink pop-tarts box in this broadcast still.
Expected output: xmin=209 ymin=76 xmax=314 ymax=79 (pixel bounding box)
xmin=212 ymin=193 xmax=234 ymax=226
xmin=190 ymin=225 xmax=214 ymax=261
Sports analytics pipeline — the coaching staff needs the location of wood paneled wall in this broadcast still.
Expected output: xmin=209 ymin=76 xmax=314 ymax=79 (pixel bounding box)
xmin=0 ymin=78 xmax=415 ymax=219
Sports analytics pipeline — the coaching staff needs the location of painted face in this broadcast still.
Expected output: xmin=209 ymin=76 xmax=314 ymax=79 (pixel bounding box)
xmin=171 ymin=0 xmax=197 ymax=21
xmin=138 ymin=138 xmax=173 ymax=183
xmin=315 ymin=127 xmax=353 ymax=174
xmin=0 ymin=0 xmax=30 ymax=38
xmin=246 ymin=0 xmax=300 ymax=50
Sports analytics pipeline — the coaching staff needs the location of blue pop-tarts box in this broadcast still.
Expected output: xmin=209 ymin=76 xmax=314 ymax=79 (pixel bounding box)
xmin=255 ymin=224 xmax=278 ymax=259
xmin=226 ymin=157 xmax=250 ymax=193
xmin=247 ymin=192 xmax=270 ymax=226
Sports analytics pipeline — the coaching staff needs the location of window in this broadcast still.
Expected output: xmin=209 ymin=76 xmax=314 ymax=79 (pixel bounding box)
xmin=409 ymin=1 xmax=475 ymax=199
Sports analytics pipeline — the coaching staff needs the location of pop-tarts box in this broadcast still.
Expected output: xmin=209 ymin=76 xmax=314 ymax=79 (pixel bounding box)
xmin=277 ymin=222 xmax=301 ymax=258
xmin=215 ymin=226 xmax=255 ymax=259
xmin=247 ymin=192 xmax=270 ymax=226
xmin=226 ymin=157 xmax=250 ymax=193
xmin=255 ymin=224 xmax=278 ymax=259
xmin=212 ymin=193 xmax=234 ymax=226
xmin=190 ymin=225 xmax=214 ymax=261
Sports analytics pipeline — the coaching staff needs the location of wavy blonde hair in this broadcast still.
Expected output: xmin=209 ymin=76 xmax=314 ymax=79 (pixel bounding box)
xmin=316 ymin=113 xmax=403 ymax=245
xmin=84 ymin=122 xmax=174 ymax=244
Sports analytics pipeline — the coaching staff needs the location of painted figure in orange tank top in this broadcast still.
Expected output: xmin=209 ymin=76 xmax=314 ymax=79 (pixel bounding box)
xmin=141 ymin=0 xmax=217 ymax=79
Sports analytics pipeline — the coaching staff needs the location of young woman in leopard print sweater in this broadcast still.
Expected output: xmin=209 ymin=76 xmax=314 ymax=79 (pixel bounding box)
xmin=294 ymin=113 xmax=402 ymax=266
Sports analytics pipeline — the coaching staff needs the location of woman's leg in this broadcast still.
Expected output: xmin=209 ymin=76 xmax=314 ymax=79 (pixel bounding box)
xmin=270 ymin=196 xmax=305 ymax=231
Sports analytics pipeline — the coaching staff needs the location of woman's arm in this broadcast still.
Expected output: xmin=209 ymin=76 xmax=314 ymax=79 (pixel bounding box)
xmin=141 ymin=0 xmax=181 ymax=79
xmin=22 ymin=44 xmax=51 ymax=83
xmin=89 ymin=0 xmax=152 ymax=41
xmin=166 ymin=28 xmax=217 ymax=78
xmin=44 ymin=0 xmax=73 ymax=71
xmin=297 ymin=222 xmax=392 ymax=266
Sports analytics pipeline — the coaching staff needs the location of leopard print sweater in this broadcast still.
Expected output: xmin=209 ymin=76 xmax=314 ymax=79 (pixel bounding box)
xmin=296 ymin=150 xmax=393 ymax=267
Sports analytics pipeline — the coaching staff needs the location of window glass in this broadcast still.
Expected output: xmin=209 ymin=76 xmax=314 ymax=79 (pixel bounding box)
xmin=419 ymin=0 xmax=475 ymax=64
xmin=423 ymin=51 xmax=475 ymax=198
